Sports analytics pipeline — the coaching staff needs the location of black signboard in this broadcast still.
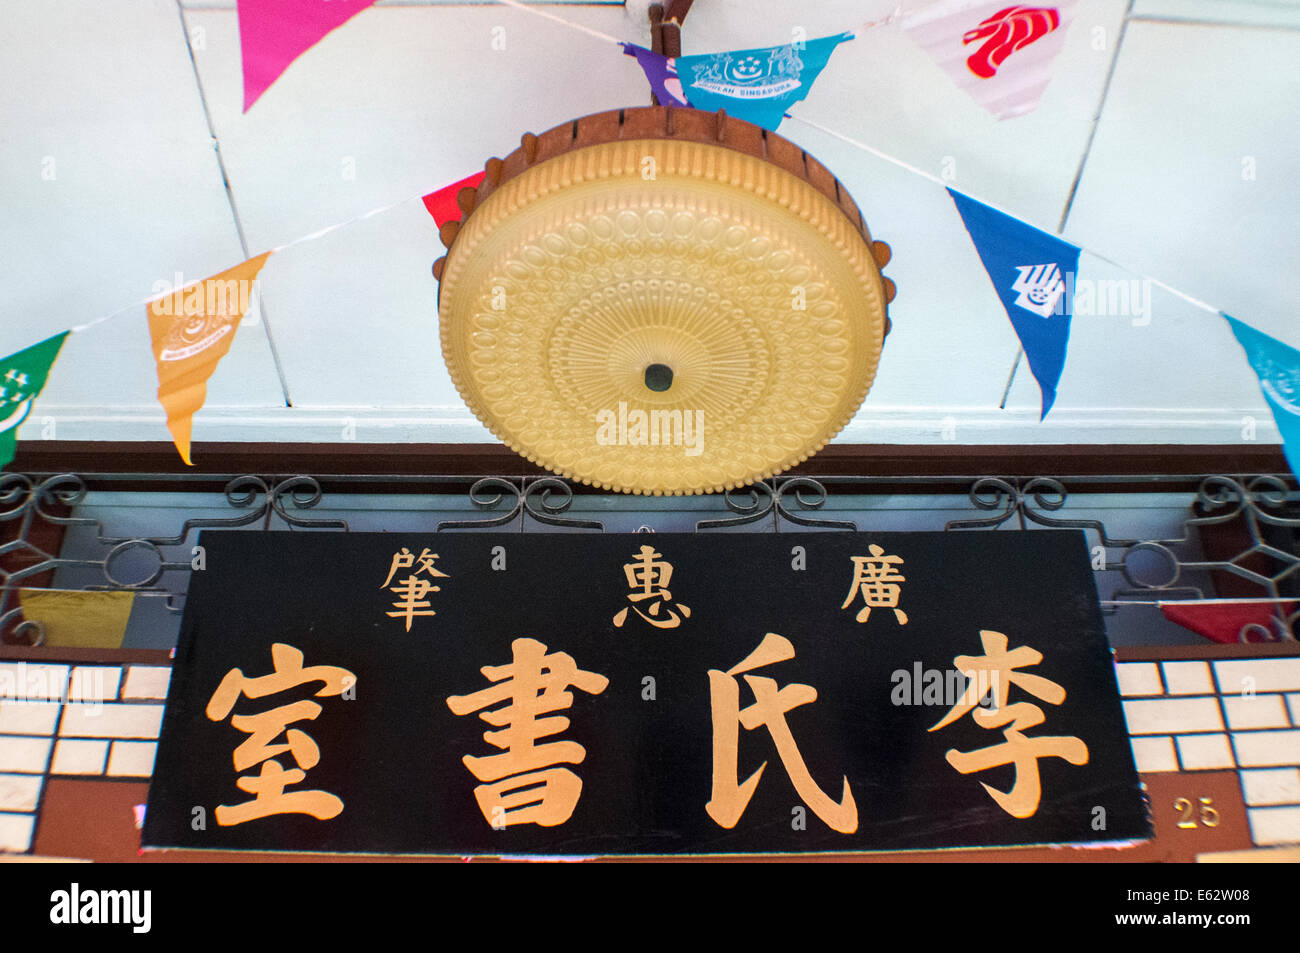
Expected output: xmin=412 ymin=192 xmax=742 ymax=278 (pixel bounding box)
xmin=144 ymin=530 xmax=1150 ymax=856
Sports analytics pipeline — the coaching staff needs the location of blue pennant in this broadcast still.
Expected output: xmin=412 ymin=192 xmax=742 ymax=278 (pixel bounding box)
xmin=677 ymin=33 xmax=851 ymax=132
xmin=948 ymin=188 xmax=1081 ymax=419
xmin=1224 ymin=314 xmax=1300 ymax=478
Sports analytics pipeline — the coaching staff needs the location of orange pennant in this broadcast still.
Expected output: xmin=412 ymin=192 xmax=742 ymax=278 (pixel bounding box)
xmin=147 ymin=252 xmax=272 ymax=464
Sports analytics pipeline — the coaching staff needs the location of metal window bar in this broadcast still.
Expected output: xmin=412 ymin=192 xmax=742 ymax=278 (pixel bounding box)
xmin=1 ymin=471 xmax=1296 ymax=646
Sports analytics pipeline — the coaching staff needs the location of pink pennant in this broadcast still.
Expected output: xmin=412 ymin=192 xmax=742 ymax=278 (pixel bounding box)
xmin=900 ymin=1 xmax=1077 ymax=119
xmin=423 ymin=172 xmax=487 ymax=228
xmin=238 ymin=0 xmax=380 ymax=112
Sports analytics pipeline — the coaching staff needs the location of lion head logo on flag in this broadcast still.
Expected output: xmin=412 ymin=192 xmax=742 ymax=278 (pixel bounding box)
xmin=963 ymin=5 xmax=1060 ymax=79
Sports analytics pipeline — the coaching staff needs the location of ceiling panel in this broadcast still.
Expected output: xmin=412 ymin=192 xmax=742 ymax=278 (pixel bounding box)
xmin=694 ymin=0 xmax=1130 ymax=230
xmin=0 ymin=0 xmax=285 ymax=441
xmin=1062 ymin=20 xmax=1300 ymax=343
xmin=1132 ymin=0 xmax=1300 ymax=29
xmin=3 ymin=1 xmax=1296 ymax=450
xmin=183 ymin=5 xmax=652 ymax=252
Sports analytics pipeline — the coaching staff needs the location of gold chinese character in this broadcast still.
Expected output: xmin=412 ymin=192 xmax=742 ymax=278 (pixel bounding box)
xmin=205 ymin=642 xmax=355 ymax=826
xmin=382 ymin=546 xmax=450 ymax=631
xmin=929 ymin=629 xmax=1089 ymax=819
xmin=841 ymin=546 xmax=908 ymax=624
xmin=613 ymin=544 xmax=691 ymax=629
xmin=446 ymin=637 xmax=608 ymax=829
xmin=706 ymin=633 xmax=857 ymax=833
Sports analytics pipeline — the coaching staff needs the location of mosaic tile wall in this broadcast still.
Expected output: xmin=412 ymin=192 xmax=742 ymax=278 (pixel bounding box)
xmin=1115 ymin=657 xmax=1300 ymax=847
xmin=0 ymin=661 xmax=169 ymax=852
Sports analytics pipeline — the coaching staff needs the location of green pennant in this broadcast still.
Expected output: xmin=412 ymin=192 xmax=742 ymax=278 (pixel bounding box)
xmin=0 ymin=331 xmax=69 ymax=470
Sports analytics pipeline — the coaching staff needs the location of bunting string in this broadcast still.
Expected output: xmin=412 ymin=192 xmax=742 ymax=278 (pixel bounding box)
xmin=492 ymin=0 xmax=1228 ymax=318
xmin=38 ymin=0 xmax=1272 ymax=355
xmin=493 ymin=0 xmax=622 ymax=46
xmin=56 ymin=0 xmax=1224 ymax=340
xmin=3 ymin=0 xmax=1294 ymax=473
xmin=68 ymin=193 xmax=427 ymax=335
xmin=1109 ymin=598 xmax=1298 ymax=607
xmin=784 ymin=112 xmax=1221 ymax=317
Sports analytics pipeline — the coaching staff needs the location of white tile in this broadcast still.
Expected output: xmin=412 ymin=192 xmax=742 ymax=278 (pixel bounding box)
xmin=1223 ymin=694 xmax=1290 ymax=731
xmin=1240 ymin=768 xmax=1300 ymax=807
xmin=1129 ymin=735 xmax=1177 ymax=773
xmin=50 ymin=739 xmax=108 ymax=776
xmin=0 ymin=701 xmax=60 ymax=736
xmin=122 ymin=666 xmax=171 ymax=701
xmin=0 ymin=663 xmax=68 ymax=702
xmin=1162 ymin=661 xmax=1213 ymax=696
xmin=1123 ymin=697 xmax=1223 ymax=735
xmin=0 ymin=812 xmax=35 ymax=853
xmin=0 ymin=736 xmax=51 ymax=774
xmin=68 ymin=666 xmax=121 ymax=703
xmin=57 ymin=703 xmax=163 ymax=740
xmin=1215 ymin=659 xmax=1300 ymax=695
xmin=106 ymin=741 xmax=157 ymax=778
xmin=1116 ymin=662 xmax=1163 ymax=697
xmin=1232 ymin=730 xmax=1300 ymax=768
xmin=1287 ymin=693 xmax=1300 ymax=727
xmin=1247 ymin=806 xmax=1300 ymax=847
xmin=0 ymin=774 xmax=42 ymax=812
xmin=1176 ymin=733 xmax=1235 ymax=770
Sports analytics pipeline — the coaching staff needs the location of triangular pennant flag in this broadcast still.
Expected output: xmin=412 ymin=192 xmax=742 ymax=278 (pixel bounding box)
xmin=948 ymin=188 xmax=1080 ymax=418
xmin=1225 ymin=315 xmax=1300 ymax=477
xmin=148 ymin=252 xmax=272 ymax=465
xmin=422 ymin=171 xmax=487 ymax=229
xmin=621 ymin=43 xmax=692 ymax=109
xmin=238 ymin=0 xmax=380 ymax=112
xmin=677 ymin=32 xmax=852 ymax=131
xmin=1160 ymin=600 xmax=1295 ymax=645
xmin=901 ymin=1 xmax=1076 ymax=119
xmin=0 ymin=332 xmax=69 ymax=471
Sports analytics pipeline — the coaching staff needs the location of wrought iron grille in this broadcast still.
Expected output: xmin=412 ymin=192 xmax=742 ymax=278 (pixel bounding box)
xmin=1 ymin=471 xmax=1296 ymax=647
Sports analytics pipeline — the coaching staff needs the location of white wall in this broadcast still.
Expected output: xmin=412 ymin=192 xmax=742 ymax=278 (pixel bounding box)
xmin=3 ymin=0 xmax=1297 ymax=450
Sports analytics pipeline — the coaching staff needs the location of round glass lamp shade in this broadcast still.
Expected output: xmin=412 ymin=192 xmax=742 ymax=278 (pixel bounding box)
xmin=434 ymin=107 xmax=895 ymax=495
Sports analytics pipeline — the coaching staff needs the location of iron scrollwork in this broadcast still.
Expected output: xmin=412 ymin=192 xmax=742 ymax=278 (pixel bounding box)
xmin=1 ymin=469 xmax=1296 ymax=645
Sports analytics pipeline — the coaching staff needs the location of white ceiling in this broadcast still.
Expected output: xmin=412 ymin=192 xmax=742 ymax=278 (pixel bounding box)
xmin=3 ymin=0 xmax=1298 ymax=450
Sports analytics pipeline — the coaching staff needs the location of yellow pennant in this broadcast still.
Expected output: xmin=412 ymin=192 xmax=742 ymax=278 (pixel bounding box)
xmin=18 ymin=588 xmax=135 ymax=649
xmin=147 ymin=252 xmax=272 ymax=464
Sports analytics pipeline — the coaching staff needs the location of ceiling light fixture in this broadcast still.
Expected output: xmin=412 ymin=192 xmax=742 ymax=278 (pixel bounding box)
xmin=435 ymin=106 xmax=894 ymax=495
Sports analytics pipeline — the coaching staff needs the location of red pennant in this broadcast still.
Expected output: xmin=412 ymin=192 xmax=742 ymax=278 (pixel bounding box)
xmin=1160 ymin=600 xmax=1295 ymax=644
xmin=422 ymin=172 xmax=486 ymax=228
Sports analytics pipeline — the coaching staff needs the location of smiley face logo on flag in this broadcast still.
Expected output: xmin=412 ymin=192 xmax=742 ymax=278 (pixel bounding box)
xmin=0 ymin=332 xmax=69 ymax=470
xmin=0 ymin=392 xmax=34 ymax=437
